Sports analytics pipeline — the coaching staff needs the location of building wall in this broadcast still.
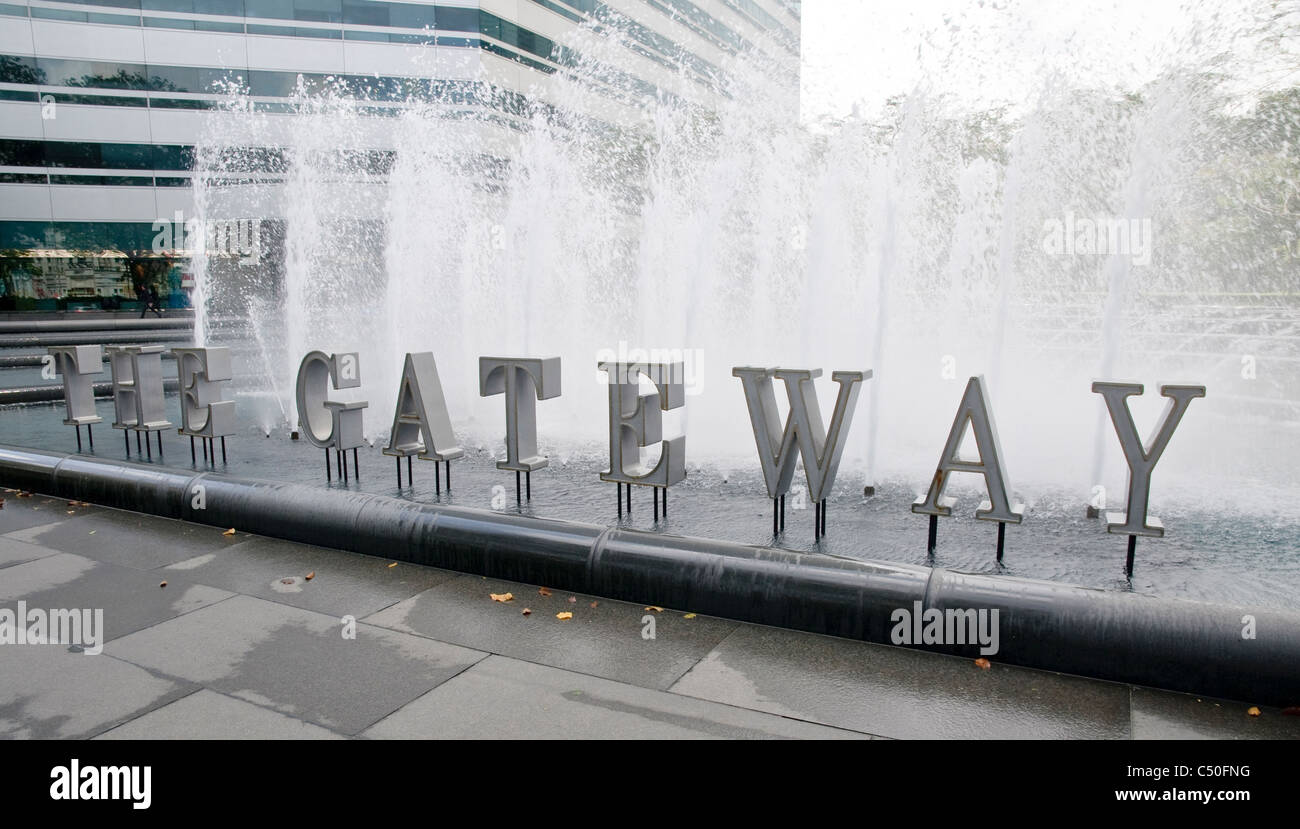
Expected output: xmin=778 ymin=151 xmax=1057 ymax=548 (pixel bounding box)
xmin=0 ymin=0 xmax=799 ymax=301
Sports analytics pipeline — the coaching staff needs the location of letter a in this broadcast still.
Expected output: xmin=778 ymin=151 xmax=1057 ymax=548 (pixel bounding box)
xmin=912 ymin=375 xmax=1023 ymax=523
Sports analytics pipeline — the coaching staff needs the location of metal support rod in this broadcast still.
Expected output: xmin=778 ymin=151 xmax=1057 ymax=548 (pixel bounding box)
xmin=145 ymin=432 xmax=151 ymax=460
xmin=653 ymin=487 xmax=659 ymax=521
xmin=617 ymin=483 xmax=623 ymax=518
xmin=626 ymin=482 xmax=631 ymax=513
xmin=780 ymin=495 xmax=785 ymax=531
xmin=526 ymin=471 xmax=531 ymax=501
xmin=821 ymin=499 xmax=827 ymax=535
xmin=191 ymin=436 xmax=196 ymax=464
xmin=124 ymin=430 xmax=129 ymax=454
xmin=996 ymin=522 xmax=1007 ymax=563
xmin=395 ymin=456 xmax=400 ymax=488
xmin=435 ymin=459 xmax=441 ymax=495
xmin=136 ymin=431 xmax=142 ymax=453
xmin=75 ymin=426 xmax=82 ymax=452
xmin=927 ymin=515 xmax=938 ymax=557
xmin=157 ymin=431 xmax=163 ymax=455
xmin=341 ymin=450 xmax=349 ymax=484
xmin=326 ymin=449 xmax=331 ymax=481
xmin=445 ymin=461 xmax=451 ymax=492
xmin=222 ymin=437 xmax=228 ymax=465
xmin=406 ymin=455 xmax=412 ymax=487
xmin=88 ymin=424 xmax=93 ymax=450
xmin=351 ymin=447 xmax=356 ymax=480
xmin=662 ymin=486 xmax=667 ymax=516
xmin=814 ymin=501 xmax=821 ymax=541
xmin=1126 ymin=535 xmax=1137 ymax=579
xmin=516 ymin=470 xmax=521 ymax=504
xmin=773 ymin=496 xmax=779 ymax=535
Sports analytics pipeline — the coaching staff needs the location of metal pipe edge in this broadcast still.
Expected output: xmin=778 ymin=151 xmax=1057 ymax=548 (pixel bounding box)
xmin=1 ymin=443 xmax=1296 ymax=707
xmin=0 ymin=379 xmax=181 ymax=405
xmin=0 ymin=331 xmax=194 ymax=348
xmin=0 ymin=317 xmax=193 ymax=333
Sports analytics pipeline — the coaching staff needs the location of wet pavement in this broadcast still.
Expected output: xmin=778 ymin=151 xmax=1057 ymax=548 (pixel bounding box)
xmin=3 ymin=490 xmax=1297 ymax=739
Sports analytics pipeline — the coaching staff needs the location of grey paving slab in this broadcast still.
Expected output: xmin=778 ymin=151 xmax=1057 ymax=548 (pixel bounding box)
xmin=108 ymin=594 xmax=487 ymax=735
xmin=363 ymin=654 xmax=870 ymax=740
xmin=1130 ymin=687 xmax=1300 ymax=740
xmin=163 ymin=536 xmax=458 ymax=618
xmin=669 ymin=625 xmax=1133 ymax=739
xmin=364 ymin=575 xmax=739 ymax=691
xmin=0 ymin=552 xmax=233 ymax=642
xmin=0 ymin=493 xmax=92 ymax=533
xmin=0 ymin=535 xmax=61 ymax=569
xmin=4 ymin=507 xmax=240 ymax=569
xmin=96 ymin=689 xmax=346 ymax=740
xmin=0 ymin=646 xmax=195 ymax=739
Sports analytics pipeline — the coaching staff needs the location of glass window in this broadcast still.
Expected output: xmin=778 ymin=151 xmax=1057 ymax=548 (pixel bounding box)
xmin=387 ymin=3 xmax=434 ymax=29
xmin=437 ymin=6 xmax=476 ymax=31
xmin=342 ymin=0 xmax=385 ymax=26
xmin=293 ymin=0 xmax=341 ymax=23
xmin=245 ymin=0 xmax=294 ymax=20
xmin=141 ymin=0 xmax=192 ymax=12
xmin=194 ymin=0 xmax=244 ymax=14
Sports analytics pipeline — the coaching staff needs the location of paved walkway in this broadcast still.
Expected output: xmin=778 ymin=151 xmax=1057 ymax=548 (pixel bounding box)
xmin=2 ymin=491 xmax=1297 ymax=739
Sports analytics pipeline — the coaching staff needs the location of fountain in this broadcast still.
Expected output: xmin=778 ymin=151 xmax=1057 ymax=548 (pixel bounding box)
xmin=188 ymin=1 xmax=1300 ymax=526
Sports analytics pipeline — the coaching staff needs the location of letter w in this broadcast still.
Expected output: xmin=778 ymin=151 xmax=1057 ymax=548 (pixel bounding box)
xmin=732 ymin=367 xmax=869 ymax=503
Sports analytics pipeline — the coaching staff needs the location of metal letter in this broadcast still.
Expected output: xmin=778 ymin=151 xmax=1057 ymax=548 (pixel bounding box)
xmin=383 ymin=352 xmax=464 ymax=462
xmin=911 ymin=375 xmax=1023 ymax=523
xmin=598 ymin=362 xmax=685 ymax=487
xmin=47 ymin=345 xmax=103 ymax=427
xmin=295 ymin=351 xmax=367 ymax=450
xmin=107 ymin=346 xmax=173 ymax=435
xmin=479 ymin=356 xmax=561 ymax=472
xmin=1092 ymin=381 xmax=1206 ymax=537
xmin=172 ymin=347 xmax=235 ymax=439
xmin=732 ymin=366 xmax=868 ymax=502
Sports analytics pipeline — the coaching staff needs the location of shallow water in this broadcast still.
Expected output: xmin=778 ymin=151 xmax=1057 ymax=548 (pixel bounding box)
xmin=3 ymin=391 xmax=1297 ymax=613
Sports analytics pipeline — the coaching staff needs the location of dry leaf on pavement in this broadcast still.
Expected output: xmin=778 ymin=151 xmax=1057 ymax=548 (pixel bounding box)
xmin=556 ymin=611 xmax=573 ymax=620
xmin=1247 ymin=706 xmax=1261 ymax=717
xmin=222 ymin=528 xmax=236 ymax=536
xmin=538 ymin=587 xmax=552 ymax=597
xmin=974 ymin=658 xmax=991 ymax=670
xmin=490 ymin=592 xmax=514 ymax=603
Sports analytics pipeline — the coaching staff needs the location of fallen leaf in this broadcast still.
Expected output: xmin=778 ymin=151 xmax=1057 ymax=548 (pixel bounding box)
xmin=683 ymin=613 xmax=697 ymax=619
xmin=159 ymin=581 xmax=167 ymax=588
xmin=305 ymin=571 xmax=315 ymax=581
xmin=66 ymin=510 xmax=76 ymax=514
xmin=222 ymin=528 xmax=236 ymax=536
xmin=521 ymin=608 xmax=532 ymax=616
xmin=88 ymin=530 xmax=95 ymax=535
xmin=16 ymin=491 xmax=32 ymax=498
xmin=589 ymin=601 xmax=599 ymax=609
xmin=1282 ymin=706 xmax=1300 ymax=716
xmin=387 ymin=562 xmax=398 ymax=568
xmin=538 ymin=587 xmax=552 ymax=597
xmin=567 ymin=596 xmax=577 ymax=603
xmin=490 ymin=592 xmax=514 ymax=603
xmin=556 ymin=611 xmax=573 ymax=620
xmin=644 ymin=606 xmax=663 ymax=612
xmin=974 ymin=658 xmax=991 ymax=670
xmin=1247 ymin=706 xmax=1261 ymax=717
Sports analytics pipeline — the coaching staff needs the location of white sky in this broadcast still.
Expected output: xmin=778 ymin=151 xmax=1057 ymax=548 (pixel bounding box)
xmin=799 ymin=0 xmax=1300 ymax=122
